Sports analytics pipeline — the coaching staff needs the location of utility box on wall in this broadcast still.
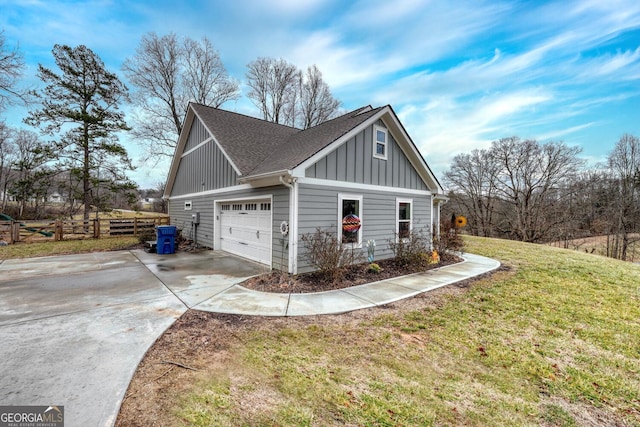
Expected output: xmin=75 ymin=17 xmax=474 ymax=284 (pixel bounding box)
xmin=191 ymin=212 xmax=200 ymax=225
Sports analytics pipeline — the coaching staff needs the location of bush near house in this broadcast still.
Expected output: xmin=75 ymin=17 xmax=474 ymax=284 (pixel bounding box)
xmin=301 ymin=227 xmax=364 ymax=283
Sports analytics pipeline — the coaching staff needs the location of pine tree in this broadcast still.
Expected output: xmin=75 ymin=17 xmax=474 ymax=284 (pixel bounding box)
xmin=25 ymin=44 xmax=133 ymax=221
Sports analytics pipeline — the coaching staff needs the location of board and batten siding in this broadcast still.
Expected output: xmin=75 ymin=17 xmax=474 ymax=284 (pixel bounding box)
xmin=304 ymin=121 xmax=428 ymax=191
xmin=168 ymin=185 xmax=289 ymax=269
xmin=296 ymin=183 xmax=432 ymax=273
xmin=184 ymin=117 xmax=210 ymax=152
xmin=170 ymin=119 xmax=240 ymax=197
xmin=168 ymin=195 xmax=216 ymax=247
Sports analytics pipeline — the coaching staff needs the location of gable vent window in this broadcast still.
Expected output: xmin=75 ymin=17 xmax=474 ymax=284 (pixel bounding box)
xmin=245 ymin=203 xmax=257 ymax=211
xmin=373 ymin=125 xmax=387 ymax=160
xmin=232 ymin=204 xmax=243 ymax=210
xmin=260 ymin=202 xmax=271 ymax=211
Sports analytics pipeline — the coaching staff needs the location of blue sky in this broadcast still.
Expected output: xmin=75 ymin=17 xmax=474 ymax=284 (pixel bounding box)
xmin=1 ymin=0 xmax=639 ymax=188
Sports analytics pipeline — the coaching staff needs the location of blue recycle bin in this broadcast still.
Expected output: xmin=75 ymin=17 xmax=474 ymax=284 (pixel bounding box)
xmin=156 ymin=225 xmax=177 ymax=255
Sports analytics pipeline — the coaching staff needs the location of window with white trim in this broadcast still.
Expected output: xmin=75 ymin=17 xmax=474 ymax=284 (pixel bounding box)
xmin=397 ymin=198 xmax=412 ymax=239
xmin=339 ymin=194 xmax=363 ymax=246
xmin=373 ymin=125 xmax=387 ymax=160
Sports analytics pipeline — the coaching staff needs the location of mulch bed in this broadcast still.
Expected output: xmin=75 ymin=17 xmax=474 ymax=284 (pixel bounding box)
xmin=240 ymin=254 xmax=463 ymax=293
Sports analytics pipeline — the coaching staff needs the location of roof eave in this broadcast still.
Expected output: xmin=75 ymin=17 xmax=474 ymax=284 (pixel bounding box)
xmin=239 ymin=170 xmax=293 ymax=187
xmin=163 ymin=107 xmax=196 ymax=198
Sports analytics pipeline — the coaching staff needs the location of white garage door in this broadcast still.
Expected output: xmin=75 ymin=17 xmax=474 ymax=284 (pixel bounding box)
xmin=219 ymin=200 xmax=272 ymax=265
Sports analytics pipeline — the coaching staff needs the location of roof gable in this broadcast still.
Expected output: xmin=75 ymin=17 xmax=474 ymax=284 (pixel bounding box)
xmin=291 ymin=106 xmax=444 ymax=193
xmin=248 ymin=106 xmax=383 ymax=176
xmin=191 ymin=103 xmax=298 ymax=176
xmin=165 ymin=103 xmax=443 ymax=197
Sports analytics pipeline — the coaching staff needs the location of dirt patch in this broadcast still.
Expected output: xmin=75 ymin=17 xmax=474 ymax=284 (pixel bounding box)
xmin=241 ymin=255 xmax=462 ymax=293
xmin=115 ymin=265 xmax=510 ymax=427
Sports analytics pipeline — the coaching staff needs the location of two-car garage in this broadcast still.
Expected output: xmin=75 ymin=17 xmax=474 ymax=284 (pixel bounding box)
xmin=217 ymin=199 xmax=272 ymax=266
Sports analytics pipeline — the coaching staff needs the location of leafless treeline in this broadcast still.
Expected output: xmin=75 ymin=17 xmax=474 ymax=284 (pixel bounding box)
xmin=443 ymin=135 xmax=640 ymax=261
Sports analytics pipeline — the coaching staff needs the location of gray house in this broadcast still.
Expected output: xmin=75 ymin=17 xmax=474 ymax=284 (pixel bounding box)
xmin=164 ymin=103 xmax=446 ymax=274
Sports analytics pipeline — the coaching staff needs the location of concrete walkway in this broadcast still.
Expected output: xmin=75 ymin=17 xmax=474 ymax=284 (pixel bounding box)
xmin=191 ymin=252 xmax=501 ymax=316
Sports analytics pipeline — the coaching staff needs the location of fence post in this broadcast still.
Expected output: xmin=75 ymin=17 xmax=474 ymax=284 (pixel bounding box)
xmin=55 ymin=220 xmax=63 ymax=241
xmin=94 ymin=219 xmax=100 ymax=238
xmin=10 ymin=221 xmax=20 ymax=243
xmin=134 ymin=217 xmax=138 ymax=236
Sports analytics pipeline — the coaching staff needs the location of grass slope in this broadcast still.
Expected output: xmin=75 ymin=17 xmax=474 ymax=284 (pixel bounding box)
xmin=147 ymin=237 xmax=640 ymax=426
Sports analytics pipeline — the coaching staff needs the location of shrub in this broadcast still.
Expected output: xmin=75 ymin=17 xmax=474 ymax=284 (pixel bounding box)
xmin=368 ymin=262 xmax=382 ymax=273
xmin=301 ymin=227 xmax=363 ymax=283
xmin=137 ymin=229 xmax=156 ymax=244
xmin=433 ymin=220 xmax=465 ymax=258
xmin=387 ymin=227 xmax=431 ymax=268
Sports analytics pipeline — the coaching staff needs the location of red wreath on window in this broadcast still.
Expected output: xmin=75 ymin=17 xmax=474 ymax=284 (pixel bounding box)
xmin=342 ymin=214 xmax=361 ymax=233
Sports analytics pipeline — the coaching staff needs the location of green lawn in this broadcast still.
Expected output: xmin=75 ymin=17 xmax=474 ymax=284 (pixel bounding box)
xmin=0 ymin=236 xmax=139 ymax=259
xmin=176 ymin=236 xmax=640 ymax=426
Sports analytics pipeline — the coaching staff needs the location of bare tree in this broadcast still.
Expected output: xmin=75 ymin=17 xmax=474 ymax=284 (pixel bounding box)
xmin=0 ymin=30 xmax=27 ymax=112
xmin=300 ymin=65 xmax=341 ymax=129
xmin=490 ymin=137 xmax=585 ymax=242
xmin=123 ymin=33 xmax=239 ymax=161
xmin=0 ymin=122 xmax=16 ymax=210
xmin=605 ymin=134 xmax=640 ymax=260
xmin=9 ymin=129 xmax=50 ymax=218
xmin=182 ymin=37 xmax=239 ymax=107
xmin=444 ymin=149 xmax=498 ymax=237
xmin=246 ymin=57 xmax=301 ymax=126
xmin=445 ymin=137 xmax=585 ymax=242
xmin=246 ymin=59 xmax=341 ymax=129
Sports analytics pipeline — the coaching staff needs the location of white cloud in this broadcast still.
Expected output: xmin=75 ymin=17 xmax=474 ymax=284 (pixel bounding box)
xmin=395 ymin=89 xmax=552 ymax=177
xmin=577 ymin=47 xmax=640 ymax=79
xmin=537 ymin=123 xmax=596 ymax=141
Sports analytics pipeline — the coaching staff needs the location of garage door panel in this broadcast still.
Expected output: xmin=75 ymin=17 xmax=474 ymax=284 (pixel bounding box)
xmin=219 ymin=199 xmax=272 ymax=265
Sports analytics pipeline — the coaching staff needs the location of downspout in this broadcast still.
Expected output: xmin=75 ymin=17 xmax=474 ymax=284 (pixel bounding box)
xmin=279 ymin=175 xmax=298 ymax=274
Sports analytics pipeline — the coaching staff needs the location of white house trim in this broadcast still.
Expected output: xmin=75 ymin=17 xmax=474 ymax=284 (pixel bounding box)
xmin=167 ymin=183 xmax=255 ymax=201
xmin=297 ymin=177 xmax=432 ymax=196
xmin=290 ymin=179 xmax=300 ymax=274
xmin=181 ymin=136 xmax=213 ymax=158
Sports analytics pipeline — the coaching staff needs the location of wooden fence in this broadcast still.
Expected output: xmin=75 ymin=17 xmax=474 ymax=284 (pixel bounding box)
xmin=0 ymin=216 xmax=170 ymax=244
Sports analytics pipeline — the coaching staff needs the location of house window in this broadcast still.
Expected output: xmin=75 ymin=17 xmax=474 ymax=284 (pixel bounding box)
xmin=221 ymin=204 xmax=230 ymax=211
xmin=397 ymin=198 xmax=412 ymax=238
xmin=260 ymin=202 xmax=271 ymax=211
xmin=338 ymin=194 xmax=362 ymax=246
xmin=245 ymin=203 xmax=257 ymax=211
xmin=184 ymin=201 xmax=192 ymax=211
xmin=373 ymin=125 xmax=387 ymax=160
xmin=232 ymin=204 xmax=242 ymax=210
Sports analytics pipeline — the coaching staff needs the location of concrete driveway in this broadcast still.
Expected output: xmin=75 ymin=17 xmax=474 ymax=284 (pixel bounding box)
xmin=0 ymin=249 xmax=265 ymax=427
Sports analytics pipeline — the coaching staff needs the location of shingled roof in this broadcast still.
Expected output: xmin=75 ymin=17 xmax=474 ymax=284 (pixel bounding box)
xmin=190 ymin=103 xmax=384 ymax=178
